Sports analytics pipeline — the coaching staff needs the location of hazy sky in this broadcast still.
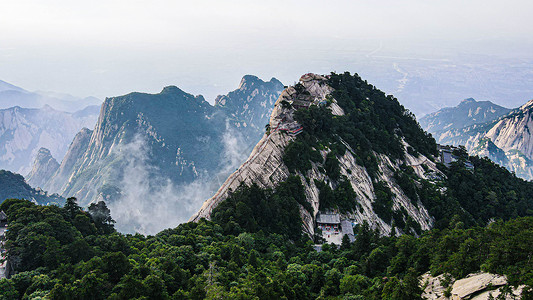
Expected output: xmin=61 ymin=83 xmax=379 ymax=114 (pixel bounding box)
xmin=1 ymin=0 xmax=533 ymax=104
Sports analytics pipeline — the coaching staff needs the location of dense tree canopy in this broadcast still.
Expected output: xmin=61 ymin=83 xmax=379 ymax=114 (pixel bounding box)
xmin=0 ymin=197 xmax=532 ymax=299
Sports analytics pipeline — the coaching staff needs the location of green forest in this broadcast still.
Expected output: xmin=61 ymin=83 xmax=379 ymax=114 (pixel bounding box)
xmin=0 ymin=197 xmax=532 ymax=299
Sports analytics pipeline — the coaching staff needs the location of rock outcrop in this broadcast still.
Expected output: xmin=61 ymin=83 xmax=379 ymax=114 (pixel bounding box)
xmin=421 ymin=272 xmax=525 ymax=300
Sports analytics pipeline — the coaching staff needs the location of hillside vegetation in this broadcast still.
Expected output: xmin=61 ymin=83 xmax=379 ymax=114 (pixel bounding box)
xmin=0 ymin=198 xmax=532 ymax=299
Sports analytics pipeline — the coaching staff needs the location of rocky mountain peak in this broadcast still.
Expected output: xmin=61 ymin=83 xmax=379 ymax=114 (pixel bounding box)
xmin=519 ymin=99 xmax=533 ymax=111
xmin=237 ymin=75 xmax=262 ymax=90
xmin=36 ymin=147 xmax=54 ymax=158
xmin=459 ymin=97 xmax=476 ymax=105
xmin=25 ymin=148 xmax=60 ymax=189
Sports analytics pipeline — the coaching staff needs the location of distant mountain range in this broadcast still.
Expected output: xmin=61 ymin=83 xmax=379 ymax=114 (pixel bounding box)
xmin=0 ymin=104 xmax=100 ymax=175
xmin=25 ymin=75 xmax=283 ymax=233
xmin=0 ymin=79 xmax=101 ymax=112
xmin=419 ymin=98 xmax=511 ymax=134
xmin=421 ymin=98 xmax=533 ymax=180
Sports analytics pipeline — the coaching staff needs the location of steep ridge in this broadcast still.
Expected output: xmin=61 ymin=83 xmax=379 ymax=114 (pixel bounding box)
xmin=41 ymin=128 xmax=93 ymax=194
xmin=192 ymin=73 xmax=440 ymax=237
xmin=423 ymin=99 xmax=533 ymax=180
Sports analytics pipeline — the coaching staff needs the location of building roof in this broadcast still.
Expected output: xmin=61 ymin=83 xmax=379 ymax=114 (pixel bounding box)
xmin=0 ymin=211 xmax=6 ymax=221
xmin=340 ymin=220 xmax=354 ymax=236
xmin=316 ymin=213 xmax=340 ymax=224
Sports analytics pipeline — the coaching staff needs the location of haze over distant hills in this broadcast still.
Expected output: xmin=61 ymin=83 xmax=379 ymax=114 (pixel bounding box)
xmin=0 ymin=104 xmax=100 ymax=175
xmin=0 ymin=79 xmax=101 ymax=112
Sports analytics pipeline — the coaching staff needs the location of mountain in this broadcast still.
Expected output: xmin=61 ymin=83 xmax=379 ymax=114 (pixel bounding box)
xmin=215 ymin=75 xmax=284 ymax=146
xmin=34 ymin=75 xmax=283 ymax=233
xmin=0 ymin=80 xmax=101 ymax=112
xmin=192 ymin=73 xmax=441 ymax=237
xmin=0 ymin=105 xmax=100 ymax=175
xmin=419 ymin=98 xmax=510 ymax=136
xmin=192 ymin=73 xmax=533 ymax=242
xmin=0 ymin=170 xmax=64 ymax=205
xmin=422 ymin=99 xmax=533 ymax=180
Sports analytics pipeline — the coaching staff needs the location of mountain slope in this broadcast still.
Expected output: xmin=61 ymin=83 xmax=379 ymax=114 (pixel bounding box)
xmin=192 ymin=73 xmax=440 ymax=237
xmin=0 ymin=170 xmax=64 ymax=205
xmin=0 ymin=105 xmax=99 ymax=175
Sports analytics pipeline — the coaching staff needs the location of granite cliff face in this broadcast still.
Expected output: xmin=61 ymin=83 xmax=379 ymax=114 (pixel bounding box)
xmin=192 ymin=73 xmax=439 ymax=237
xmin=422 ymin=99 xmax=533 ymax=180
xmin=215 ymin=75 xmax=284 ymax=146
